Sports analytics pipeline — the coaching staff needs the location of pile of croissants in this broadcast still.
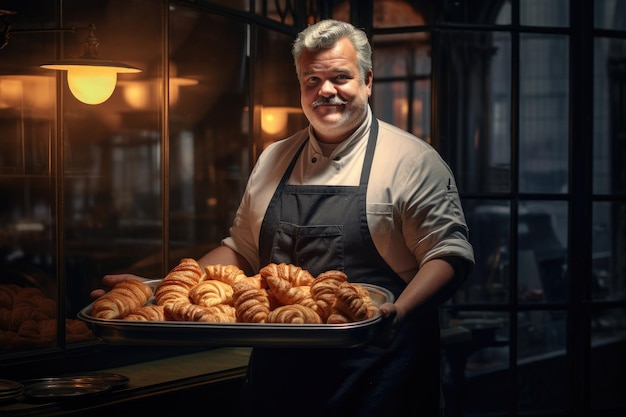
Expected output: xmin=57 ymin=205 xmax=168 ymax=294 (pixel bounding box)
xmin=91 ymin=258 xmax=379 ymax=324
xmin=0 ymin=284 xmax=93 ymax=349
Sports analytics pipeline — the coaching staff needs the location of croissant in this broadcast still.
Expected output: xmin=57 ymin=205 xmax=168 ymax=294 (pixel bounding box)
xmin=163 ymin=299 xmax=215 ymax=322
xmin=311 ymin=270 xmax=348 ymax=321
xmin=155 ymin=258 xmax=202 ymax=306
xmin=189 ymin=280 xmax=234 ymax=307
xmin=205 ymin=303 xmax=237 ymax=323
xmin=91 ymin=280 xmax=153 ymax=320
xmin=328 ymin=282 xmax=378 ymax=323
xmin=265 ymin=274 xmax=308 ymax=306
xmin=204 ymin=264 xmax=247 ymax=286
xmin=260 ymin=263 xmax=314 ymax=287
xmin=232 ymin=281 xmax=271 ymax=323
xmin=123 ymin=304 xmax=165 ymax=321
xmin=266 ymin=304 xmax=322 ymax=324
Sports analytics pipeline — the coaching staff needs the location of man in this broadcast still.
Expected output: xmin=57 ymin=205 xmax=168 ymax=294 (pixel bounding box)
xmin=98 ymin=19 xmax=474 ymax=416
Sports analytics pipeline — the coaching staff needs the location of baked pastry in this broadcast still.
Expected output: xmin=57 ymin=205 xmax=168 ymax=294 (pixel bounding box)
xmin=260 ymin=263 xmax=314 ymax=287
xmin=123 ymin=304 xmax=165 ymax=321
xmin=327 ymin=282 xmax=378 ymax=323
xmin=91 ymin=279 xmax=153 ymax=320
xmin=265 ymin=304 xmax=322 ymax=324
xmin=265 ymin=274 xmax=308 ymax=305
xmin=155 ymin=258 xmax=202 ymax=306
xmin=205 ymin=303 xmax=236 ymax=323
xmin=232 ymin=281 xmax=271 ymax=323
xmin=189 ymin=280 xmax=233 ymax=307
xmin=311 ymin=270 xmax=348 ymax=321
xmin=205 ymin=264 xmax=247 ymax=286
xmin=164 ymin=299 xmax=210 ymax=321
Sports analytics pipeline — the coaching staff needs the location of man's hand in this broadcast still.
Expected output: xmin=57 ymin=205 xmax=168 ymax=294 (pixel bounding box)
xmin=375 ymin=302 xmax=405 ymax=347
xmin=89 ymin=273 xmax=147 ymax=299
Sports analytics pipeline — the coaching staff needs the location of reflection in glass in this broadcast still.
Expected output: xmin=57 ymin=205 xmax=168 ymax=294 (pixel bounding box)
xmin=519 ymin=34 xmax=569 ymax=194
xmin=520 ymin=0 xmax=569 ymax=27
xmin=517 ymin=201 xmax=568 ymax=304
xmin=594 ymin=38 xmax=626 ymax=195
xmin=455 ymin=200 xmax=511 ymax=304
xmin=592 ymin=202 xmax=626 ymax=302
xmin=594 ymin=0 xmax=626 ymax=31
xmin=517 ymin=310 xmax=568 ymax=412
xmin=590 ymin=307 xmax=626 ymax=411
xmin=439 ymin=30 xmax=511 ymax=194
xmin=441 ymin=310 xmax=510 ymax=416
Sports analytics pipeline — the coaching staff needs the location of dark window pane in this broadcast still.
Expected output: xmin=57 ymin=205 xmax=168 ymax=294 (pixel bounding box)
xmin=439 ymin=31 xmax=511 ymax=194
xmin=517 ymin=201 xmax=568 ymax=304
xmin=455 ymin=200 xmax=511 ymax=304
xmin=591 ymin=307 xmax=626 ymax=411
xmin=440 ymin=0 xmax=511 ymax=25
xmin=520 ymin=0 xmax=569 ymax=27
xmin=517 ymin=310 xmax=568 ymax=412
xmin=594 ymin=0 xmax=626 ymax=30
xmin=519 ymin=34 xmax=569 ymax=194
xmin=442 ymin=310 xmax=510 ymax=415
xmin=372 ymin=0 xmax=427 ymax=28
xmin=594 ymin=38 xmax=626 ymax=195
xmin=592 ymin=202 xmax=626 ymax=302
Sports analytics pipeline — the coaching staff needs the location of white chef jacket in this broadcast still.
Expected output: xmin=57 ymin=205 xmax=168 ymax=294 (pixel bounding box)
xmin=222 ymin=106 xmax=475 ymax=283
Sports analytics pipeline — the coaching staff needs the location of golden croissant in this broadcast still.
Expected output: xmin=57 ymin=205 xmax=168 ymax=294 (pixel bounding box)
xmin=328 ymin=282 xmax=378 ymax=323
xmin=265 ymin=274 xmax=308 ymax=306
xmin=311 ymin=270 xmax=348 ymax=321
xmin=266 ymin=304 xmax=322 ymax=324
xmin=260 ymin=263 xmax=314 ymax=287
xmin=205 ymin=264 xmax=247 ymax=286
xmin=155 ymin=258 xmax=202 ymax=306
xmin=91 ymin=280 xmax=153 ymax=320
xmin=189 ymin=280 xmax=234 ymax=307
xmin=123 ymin=304 xmax=165 ymax=321
xmin=232 ymin=281 xmax=271 ymax=323
xmin=164 ymin=299 xmax=224 ymax=322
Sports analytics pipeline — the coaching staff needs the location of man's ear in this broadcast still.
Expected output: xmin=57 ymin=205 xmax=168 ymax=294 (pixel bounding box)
xmin=365 ymin=69 xmax=374 ymax=94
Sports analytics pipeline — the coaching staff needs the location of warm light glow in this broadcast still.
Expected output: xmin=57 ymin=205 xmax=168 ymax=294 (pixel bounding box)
xmin=122 ymin=81 xmax=151 ymax=109
xmin=0 ymin=75 xmax=55 ymax=110
xmin=41 ymin=61 xmax=141 ymax=105
xmin=261 ymin=107 xmax=290 ymax=135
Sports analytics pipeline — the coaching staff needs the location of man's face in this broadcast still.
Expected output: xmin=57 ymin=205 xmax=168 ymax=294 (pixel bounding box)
xmin=297 ymin=37 xmax=373 ymax=144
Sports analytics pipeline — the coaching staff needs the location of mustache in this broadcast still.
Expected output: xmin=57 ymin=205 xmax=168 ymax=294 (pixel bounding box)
xmin=312 ymin=96 xmax=348 ymax=108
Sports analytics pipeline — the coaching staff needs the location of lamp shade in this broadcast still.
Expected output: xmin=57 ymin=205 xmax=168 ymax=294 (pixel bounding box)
xmin=41 ymin=59 xmax=141 ymax=105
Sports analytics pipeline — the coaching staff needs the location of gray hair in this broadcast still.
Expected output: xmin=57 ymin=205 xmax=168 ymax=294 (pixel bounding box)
xmin=292 ymin=19 xmax=372 ymax=82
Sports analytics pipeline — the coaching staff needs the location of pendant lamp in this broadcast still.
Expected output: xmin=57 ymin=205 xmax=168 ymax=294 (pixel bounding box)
xmin=41 ymin=24 xmax=141 ymax=105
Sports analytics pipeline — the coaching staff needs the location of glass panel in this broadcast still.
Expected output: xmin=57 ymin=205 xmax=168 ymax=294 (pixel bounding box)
xmin=372 ymin=0 xmax=427 ymax=28
xmin=61 ymin=0 xmax=163 ymax=321
xmin=205 ymin=0 xmax=249 ymax=12
xmin=440 ymin=0 xmax=511 ymax=25
xmin=593 ymin=38 xmax=626 ymax=195
xmin=519 ymin=34 xmax=569 ymax=194
xmin=592 ymin=202 xmax=626 ymax=301
xmin=167 ymin=8 xmax=252 ymax=266
xmin=454 ymin=200 xmax=511 ymax=304
xmin=518 ymin=201 xmax=568 ymax=304
xmin=439 ymin=31 xmax=511 ymax=194
xmin=372 ymin=32 xmax=431 ymax=78
xmin=591 ymin=307 xmax=626 ymax=411
xmin=517 ymin=310 xmax=568 ymax=412
xmin=594 ymin=0 xmax=626 ymax=31
xmin=373 ymin=81 xmax=408 ymax=132
xmin=373 ymin=78 xmax=431 ymax=141
xmin=520 ymin=0 xmax=569 ymax=27
xmin=441 ymin=309 xmax=510 ymax=416
xmin=0 ymin=4 xmax=62 ymax=353
xmin=254 ymin=27 xmax=308 ymax=151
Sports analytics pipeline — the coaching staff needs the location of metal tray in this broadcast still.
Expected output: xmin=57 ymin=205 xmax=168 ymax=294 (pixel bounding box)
xmin=77 ymin=283 xmax=394 ymax=348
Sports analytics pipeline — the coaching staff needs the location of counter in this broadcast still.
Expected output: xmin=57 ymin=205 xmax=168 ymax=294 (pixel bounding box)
xmin=0 ymin=347 xmax=251 ymax=416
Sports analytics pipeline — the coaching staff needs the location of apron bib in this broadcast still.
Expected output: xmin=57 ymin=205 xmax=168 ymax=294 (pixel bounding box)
xmin=243 ymin=119 xmax=442 ymax=417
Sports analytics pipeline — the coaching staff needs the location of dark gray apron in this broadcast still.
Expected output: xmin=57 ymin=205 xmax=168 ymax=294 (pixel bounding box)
xmin=242 ymin=119 xmax=442 ymax=417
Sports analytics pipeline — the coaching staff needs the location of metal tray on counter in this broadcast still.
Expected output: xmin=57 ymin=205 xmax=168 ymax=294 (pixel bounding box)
xmin=77 ymin=283 xmax=394 ymax=348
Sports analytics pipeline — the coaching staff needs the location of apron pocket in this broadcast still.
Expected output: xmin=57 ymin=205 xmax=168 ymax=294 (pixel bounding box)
xmin=271 ymin=222 xmax=345 ymax=276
